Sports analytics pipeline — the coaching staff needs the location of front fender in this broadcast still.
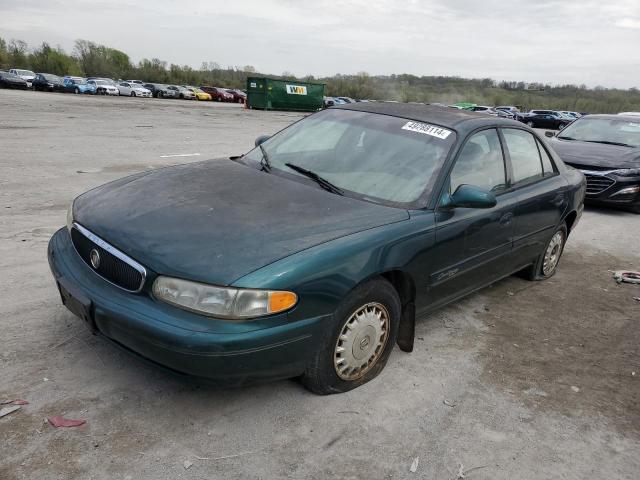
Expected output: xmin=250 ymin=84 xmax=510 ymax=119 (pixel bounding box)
xmin=232 ymin=211 xmax=436 ymax=321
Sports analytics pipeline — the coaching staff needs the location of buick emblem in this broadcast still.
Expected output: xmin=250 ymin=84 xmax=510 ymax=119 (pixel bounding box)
xmin=89 ymin=249 xmax=101 ymax=269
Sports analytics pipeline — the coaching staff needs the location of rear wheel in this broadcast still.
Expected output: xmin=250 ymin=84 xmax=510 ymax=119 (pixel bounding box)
xmin=158 ymin=91 xmax=163 ymax=98
xmin=527 ymin=121 xmax=534 ymax=127
xmin=522 ymin=225 xmax=567 ymax=281
xmin=301 ymin=278 xmax=400 ymax=394
xmin=74 ymin=87 xmax=80 ymax=94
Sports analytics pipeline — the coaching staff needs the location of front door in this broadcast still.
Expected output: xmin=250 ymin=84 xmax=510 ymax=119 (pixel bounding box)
xmin=427 ymin=128 xmax=516 ymax=311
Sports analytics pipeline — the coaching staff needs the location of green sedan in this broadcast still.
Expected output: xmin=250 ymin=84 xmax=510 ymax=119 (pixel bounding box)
xmin=48 ymin=103 xmax=585 ymax=394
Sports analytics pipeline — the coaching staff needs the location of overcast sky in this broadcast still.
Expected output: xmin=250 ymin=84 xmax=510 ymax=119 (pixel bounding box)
xmin=1 ymin=0 xmax=639 ymax=88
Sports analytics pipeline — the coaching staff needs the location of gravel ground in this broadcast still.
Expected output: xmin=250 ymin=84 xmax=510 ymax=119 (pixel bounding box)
xmin=1 ymin=89 xmax=638 ymax=480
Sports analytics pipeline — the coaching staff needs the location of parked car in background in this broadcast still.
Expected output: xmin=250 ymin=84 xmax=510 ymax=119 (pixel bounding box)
xmin=118 ymin=82 xmax=152 ymax=97
xmin=125 ymin=80 xmax=144 ymax=85
xmin=336 ymin=96 xmax=355 ymax=103
xmin=557 ymin=112 xmax=577 ymax=122
xmin=559 ymin=111 xmax=581 ymax=119
xmin=62 ymin=77 xmax=96 ymax=95
xmin=142 ymin=83 xmax=172 ymax=98
xmin=32 ymin=73 xmax=64 ymax=92
xmin=167 ymin=85 xmax=196 ymax=99
xmin=87 ymin=77 xmax=116 ymax=84
xmin=225 ymin=88 xmax=247 ymax=103
xmin=0 ymin=71 xmax=29 ymax=89
xmin=200 ymin=86 xmax=234 ymax=101
xmin=87 ymin=79 xmax=119 ymax=96
xmin=496 ymin=106 xmax=521 ymax=114
xmin=50 ymin=103 xmax=584 ymax=393
xmin=9 ymin=68 xmax=35 ymax=87
xmin=471 ymin=106 xmax=495 ymax=114
xmin=183 ymin=86 xmax=212 ymax=101
xmin=530 ymin=110 xmax=558 ymax=116
xmin=323 ymin=97 xmax=347 ymax=108
xmin=323 ymin=97 xmax=336 ymax=108
xmin=548 ymin=114 xmax=640 ymax=213
xmin=520 ymin=113 xmax=571 ymax=130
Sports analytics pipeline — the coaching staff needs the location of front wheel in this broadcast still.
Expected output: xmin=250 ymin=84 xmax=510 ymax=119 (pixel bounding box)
xmin=522 ymin=225 xmax=567 ymax=281
xmin=74 ymin=87 xmax=80 ymax=94
xmin=527 ymin=121 xmax=534 ymax=127
xmin=131 ymin=91 xmax=136 ymax=97
xmin=301 ymin=278 xmax=400 ymax=394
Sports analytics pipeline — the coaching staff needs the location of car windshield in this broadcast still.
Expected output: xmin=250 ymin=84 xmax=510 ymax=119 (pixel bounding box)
xmin=243 ymin=109 xmax=456 ymax=206
xmin=558 ymin=117 xmax=640 ymax=147
xmin=95 ymin=80 xmax=109 ymax=85
xmin=43 ymin=74 xmax=60 ymax=81
xmin=72 ymin=78 xmax=86 ymax=85
xmin=17 ymin=70 xmax=34 ymax=76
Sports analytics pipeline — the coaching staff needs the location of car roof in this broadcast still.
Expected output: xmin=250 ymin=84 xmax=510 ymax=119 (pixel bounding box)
xmin=333 ymin=102 xmax=520 ymax=133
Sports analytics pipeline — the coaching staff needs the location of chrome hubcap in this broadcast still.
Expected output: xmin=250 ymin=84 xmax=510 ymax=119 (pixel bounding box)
xmin=543 ymin=232 xmax=564 ymax=275
xmin=334 ymin=302 xmax=389 ymax=381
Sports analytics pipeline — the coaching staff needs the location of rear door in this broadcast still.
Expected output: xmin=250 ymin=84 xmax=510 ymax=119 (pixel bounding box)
xmin=501 ymin=128 xmax=567 ymax=264
xmin=428 ymin=128 xmax=517 ymax=310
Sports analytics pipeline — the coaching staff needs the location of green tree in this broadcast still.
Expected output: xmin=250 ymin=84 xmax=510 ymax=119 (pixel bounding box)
xmin=30 ymin=42 xmax=82 ymax=76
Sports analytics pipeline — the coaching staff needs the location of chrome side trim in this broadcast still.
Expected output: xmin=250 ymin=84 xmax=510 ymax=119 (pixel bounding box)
xmin=72 ymin=222 xmax=147 ymax=292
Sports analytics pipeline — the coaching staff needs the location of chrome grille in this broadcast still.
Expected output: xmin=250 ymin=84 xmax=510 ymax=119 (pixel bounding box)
xmin=70 ymin=224 xmax=146 ymax=292
xmin=583 ymin=173 xmax=615 ymax=195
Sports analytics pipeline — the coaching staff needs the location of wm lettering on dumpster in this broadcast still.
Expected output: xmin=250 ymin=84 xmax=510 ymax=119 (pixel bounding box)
xmin=286 ymin=85 xmax=307 ymax=95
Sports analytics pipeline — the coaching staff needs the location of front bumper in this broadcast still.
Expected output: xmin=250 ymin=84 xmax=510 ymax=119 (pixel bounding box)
xmin=47 ymin=227 xmax=326 ymax=385
xmin=577 ymin=169 xmax=640 ymax=209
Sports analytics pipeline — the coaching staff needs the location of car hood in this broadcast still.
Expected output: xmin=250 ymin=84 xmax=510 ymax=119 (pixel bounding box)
xmin=549 ymin=138 xmax=640 ymax=169
xmin=74 ymin=159 xmax=409 ymax=286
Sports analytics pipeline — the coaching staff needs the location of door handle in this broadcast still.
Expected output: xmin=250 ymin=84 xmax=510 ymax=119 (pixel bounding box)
xmin=552 ymin=194 xmax=565 ymax=207
xmin=499 ymin=212 xmax=513 ymax=226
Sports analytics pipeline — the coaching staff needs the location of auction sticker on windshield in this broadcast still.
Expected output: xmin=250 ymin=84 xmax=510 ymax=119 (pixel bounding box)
xmin=402 ymin=121 xmax=452 ymax=139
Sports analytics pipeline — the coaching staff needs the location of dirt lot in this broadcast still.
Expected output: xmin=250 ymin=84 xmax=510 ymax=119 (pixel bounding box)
xmin=1 ymin=90 xmax=638 ymax=479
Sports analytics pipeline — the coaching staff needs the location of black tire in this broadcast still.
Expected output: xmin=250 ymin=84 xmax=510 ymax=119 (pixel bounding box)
xmin=158 ymin=91 xmax=163 ymax=98
xmin=301 ymin=277 xmax=401 ymax=395
xmin=522 ymin=224 xmax=568 ymax=281
xmin=131 ymin=91 xmax=136 ymax=97
xmin=74 ymin=87 xmax=80 ymax=94
xmin=527 ymin=121 xmax=534 ymax=127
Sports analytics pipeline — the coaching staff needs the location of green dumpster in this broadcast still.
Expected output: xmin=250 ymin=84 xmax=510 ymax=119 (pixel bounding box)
xmin=246 ymin=77 xmax=324 ymax=112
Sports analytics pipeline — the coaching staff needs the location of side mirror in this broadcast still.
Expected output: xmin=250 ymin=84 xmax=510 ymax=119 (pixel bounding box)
xmin=445 ymin=184 xmax=497 ymax=209
xmin=545 ymin=131 xmax=555 ymax=138
xmin=255 ymin=135 xmax=271 ymax=147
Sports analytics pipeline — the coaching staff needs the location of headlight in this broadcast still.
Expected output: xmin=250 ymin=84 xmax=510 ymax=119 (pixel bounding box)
xmin=152 ymin=276 xmax=297 ymax=319
xmin=66 ymin=200 xmax=75 ymax=231
xmin=612 ymin=168 xmax=640 ymax=177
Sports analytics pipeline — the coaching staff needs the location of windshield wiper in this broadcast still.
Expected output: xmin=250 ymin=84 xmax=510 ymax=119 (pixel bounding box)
xmin=259 ymin=144 xmax=271 ymax=172
xmin=284 ymin=163 xmax=344 ymax=195
xmin=584 ymin=140 xmax=633 ymax=147
xmin=557 ymin=136 xmax=576 ymax=140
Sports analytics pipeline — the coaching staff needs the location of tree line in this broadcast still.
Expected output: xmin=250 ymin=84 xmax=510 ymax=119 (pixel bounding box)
xmin=2 ymin=37 xmax=639 ymax=113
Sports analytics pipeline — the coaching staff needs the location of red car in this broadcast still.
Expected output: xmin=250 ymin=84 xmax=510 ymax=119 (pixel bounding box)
xmin=225 ymin=89 xmax=247 ymax=103
xmin=200 ymin=86 xmax=234 ymax=102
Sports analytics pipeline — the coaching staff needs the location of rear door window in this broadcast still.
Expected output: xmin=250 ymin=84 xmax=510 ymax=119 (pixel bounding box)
xmin=502 ymin=129 xmax=544 ymax=185
xmin=536 ymin=140 xmax=557 ymax=177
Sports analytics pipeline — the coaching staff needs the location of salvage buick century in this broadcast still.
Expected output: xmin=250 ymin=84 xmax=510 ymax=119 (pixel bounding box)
xmin=48 ymin=103 xmax=585 ymax=394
